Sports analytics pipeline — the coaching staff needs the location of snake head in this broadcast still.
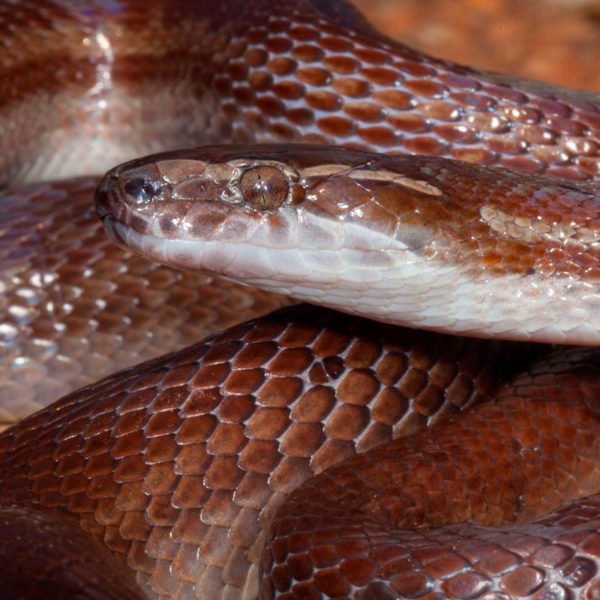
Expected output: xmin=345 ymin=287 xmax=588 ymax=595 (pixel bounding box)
xmin=95 ymin=144 xmax=600 ymax=344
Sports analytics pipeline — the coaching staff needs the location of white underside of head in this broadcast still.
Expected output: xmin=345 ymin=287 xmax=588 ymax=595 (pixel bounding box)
xmin=109 ymin=218 xmax=600 ymax=345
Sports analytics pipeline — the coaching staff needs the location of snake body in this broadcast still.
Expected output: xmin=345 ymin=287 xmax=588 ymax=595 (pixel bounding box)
xmin=2 ymin=0 xmax=600 ymax=599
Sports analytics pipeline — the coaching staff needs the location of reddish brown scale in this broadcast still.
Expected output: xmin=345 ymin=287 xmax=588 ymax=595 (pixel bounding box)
xmin=0 ymin=305 xmax=542 ymax=598
xmin=266 ymin=56 xmax=296 ymax=76
xmin=343 ymin=101 xmax=384 ymax=122
xmin=291 ymin=44 xmax=324 ymax=63
xmin=359 ymin=126 xmax=399 ymax=146
xmin=404 ymin=136 xmax=449 ymax=155
xmin=286 ymin=107 xmax=314 ymax=126
xmin=332 ymin=77 xmax=371 ymax=97
xmin=318 ymin=116 xmax=356 ymax=136
xmin=323 ymin=55 xmax=360 ymax=74
xmin=388 ymin=112 xmax=430 ymax=133
xmin=305 ymin=90 xmax=341 ymax=111
xmin=264 ymin=348 xmax=600 ymax=600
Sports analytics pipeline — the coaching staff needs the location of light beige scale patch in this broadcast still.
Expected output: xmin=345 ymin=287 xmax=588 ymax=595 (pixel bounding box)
xmin=300 ymin=164 xmax=443 ymax=196
xmin=479 ymin=205 xmax=599 ymax=247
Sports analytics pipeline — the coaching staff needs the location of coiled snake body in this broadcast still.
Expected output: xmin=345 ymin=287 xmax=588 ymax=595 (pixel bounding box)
xmin=2 ymin=1 xmax=600 ymax=599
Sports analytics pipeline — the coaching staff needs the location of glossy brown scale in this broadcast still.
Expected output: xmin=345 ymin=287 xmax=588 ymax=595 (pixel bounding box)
xmin=265 ymin=347 xmax=600 ymax=599
xmin=3 ymin=0 xmax=600 ymax=599
xmin=0 ymin=306 xmax=549 ymax=600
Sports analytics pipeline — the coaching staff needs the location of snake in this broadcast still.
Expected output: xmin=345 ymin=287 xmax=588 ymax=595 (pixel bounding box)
xmin=2 ymin=0 xmax=600 ymax=599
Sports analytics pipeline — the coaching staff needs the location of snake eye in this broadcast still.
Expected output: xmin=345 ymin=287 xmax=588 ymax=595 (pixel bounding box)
xmin=123 ymin=177 xmax=164 ymax=204
xmin=240 ymin=166 xmax=288 ymax=210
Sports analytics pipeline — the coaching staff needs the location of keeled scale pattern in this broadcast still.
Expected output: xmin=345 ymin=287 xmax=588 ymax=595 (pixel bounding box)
xmin=0 ymin=178 xmax=287 ymax=425
xmin=0 ymin=305 xmax=530 ymax=599
xmin=265 ymin=347 xmax=600 ymax=600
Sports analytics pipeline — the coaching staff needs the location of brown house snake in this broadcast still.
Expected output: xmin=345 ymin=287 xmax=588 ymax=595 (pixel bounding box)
xmin=1 ymin=1 xmax=600 ymax=599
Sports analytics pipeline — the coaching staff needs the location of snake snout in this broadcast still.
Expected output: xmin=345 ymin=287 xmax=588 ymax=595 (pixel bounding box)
xmin=95 ymin=172 xmax=121 ymax=220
